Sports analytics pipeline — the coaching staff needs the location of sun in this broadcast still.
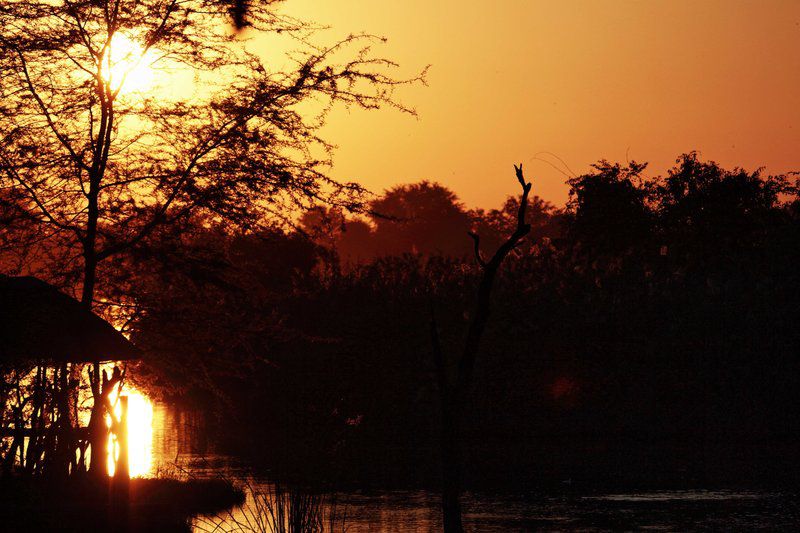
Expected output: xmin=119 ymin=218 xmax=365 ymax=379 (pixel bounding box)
xmin=101 ymin=33 xmax=157 ymax=94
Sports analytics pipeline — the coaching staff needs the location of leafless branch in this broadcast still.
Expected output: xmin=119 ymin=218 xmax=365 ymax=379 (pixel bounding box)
xmin=467 ymin=231 xmax=487 ymax=268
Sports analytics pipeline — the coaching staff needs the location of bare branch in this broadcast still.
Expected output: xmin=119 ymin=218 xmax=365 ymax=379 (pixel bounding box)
xmin=459 ymin=164 xmax=532 ymax=385
xmin=467 ymin=231 xmax=487 ymax=268
xmin=0 ymin=147 xmax=84 ymax=238
xmin=9 ymin=44 xmax=90 ymax=172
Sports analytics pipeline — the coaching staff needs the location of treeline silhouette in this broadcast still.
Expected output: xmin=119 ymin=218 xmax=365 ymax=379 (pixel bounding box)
xmin=81 ymin=153 xmax=800 ymax=487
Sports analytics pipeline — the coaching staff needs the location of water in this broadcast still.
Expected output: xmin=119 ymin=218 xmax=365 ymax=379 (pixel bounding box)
xmin=147 ymin=404 xmax=800 ymax=532
xmin=191 ymin=488 xmax=800 ymax=532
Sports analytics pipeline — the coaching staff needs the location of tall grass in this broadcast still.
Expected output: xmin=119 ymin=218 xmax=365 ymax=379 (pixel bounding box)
xmin=194 ymin=478 xmax=348 ymax=533
xmin=173 ymin=458 xmax=348 ymax=533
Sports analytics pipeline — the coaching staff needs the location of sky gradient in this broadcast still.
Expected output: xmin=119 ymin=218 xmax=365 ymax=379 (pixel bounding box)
xmin=258 ymin=0 xmax=800 ymax=209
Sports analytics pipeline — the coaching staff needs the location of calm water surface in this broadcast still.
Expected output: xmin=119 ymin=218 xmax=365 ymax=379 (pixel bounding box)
xmin=147 ymin=404 xmax=800 ymax=532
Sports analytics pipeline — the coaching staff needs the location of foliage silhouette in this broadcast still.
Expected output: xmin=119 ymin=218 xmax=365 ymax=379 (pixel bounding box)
xmin=117 ymin=153 xmax=800 ymax=498
xmin=0 ymin=0 xmax=422 ymax=477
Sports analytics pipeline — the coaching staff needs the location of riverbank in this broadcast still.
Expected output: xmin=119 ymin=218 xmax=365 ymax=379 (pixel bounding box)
xmin=0 ymin=476 xmax=244 ymax=531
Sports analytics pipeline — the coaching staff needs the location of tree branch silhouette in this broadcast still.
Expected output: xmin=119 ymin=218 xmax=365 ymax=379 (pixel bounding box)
xmin=433 ymin=164 xmax=532 ymax=533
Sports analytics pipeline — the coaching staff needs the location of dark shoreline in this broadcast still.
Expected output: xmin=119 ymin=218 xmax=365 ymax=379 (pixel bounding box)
xmin=0 ymin=476 xmax=244 ymax=532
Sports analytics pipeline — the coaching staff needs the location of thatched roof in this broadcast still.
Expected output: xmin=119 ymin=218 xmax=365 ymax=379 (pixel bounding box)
xmin=0 ymin=275 xmax=140 ymax=363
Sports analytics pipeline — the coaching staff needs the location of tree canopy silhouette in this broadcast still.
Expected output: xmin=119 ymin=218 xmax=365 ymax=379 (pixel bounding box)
xmin=0 ymin=0 xmax=422 ymax=478
xmin=299 ymin=181 xmax=564 ymax=266
xmin=103 ymin=153 xmax=800 ymax=497
xmin=0 ymin=0 xmax=423 ymax=307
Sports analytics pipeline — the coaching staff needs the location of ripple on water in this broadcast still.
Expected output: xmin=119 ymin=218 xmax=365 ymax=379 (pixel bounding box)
xmin=583 ymin=490 xmax=773 ymax=502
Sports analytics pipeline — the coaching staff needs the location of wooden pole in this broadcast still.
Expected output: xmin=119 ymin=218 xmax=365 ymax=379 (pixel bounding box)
xmin=110 ymin=395 xmax=130 ymax=529
xmin=117 ymin=396 xmax=130 ymax=481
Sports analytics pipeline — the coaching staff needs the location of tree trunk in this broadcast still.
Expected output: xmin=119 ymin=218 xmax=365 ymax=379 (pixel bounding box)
xmin=87 ymin=363 xmax=107 ymax=479
xmin=86 ymin=262 xmax=106 ymax=480
xmin=440 ymin=391 xmax=464 ymax=533
xmin=432 ymin=165 xmax=532 ymax=533
xmin=82 ymin=203 xmax=109 ymax=479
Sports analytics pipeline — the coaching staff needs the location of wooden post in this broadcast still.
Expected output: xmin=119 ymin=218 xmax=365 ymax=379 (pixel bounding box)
xmin=117 ymin=395 xmax=130 ymax=481
xmin=88 ymin=363 xmax=107 ymax=479
xmin=110 ymin=395 xmax=130 ymax=529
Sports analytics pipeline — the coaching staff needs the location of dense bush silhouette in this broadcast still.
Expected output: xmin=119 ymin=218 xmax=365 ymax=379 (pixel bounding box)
xmin=63 ymin=153 xmax=800 ymax=487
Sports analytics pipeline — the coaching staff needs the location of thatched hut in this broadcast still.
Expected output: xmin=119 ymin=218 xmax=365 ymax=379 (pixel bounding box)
xmin=0 ymin=275 xmax=139 ymax=478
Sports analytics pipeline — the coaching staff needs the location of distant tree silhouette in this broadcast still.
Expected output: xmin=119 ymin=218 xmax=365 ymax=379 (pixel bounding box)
xmin=370 ymin=181 xmax=473 ymax=258
xmin=301 ymin=182 xmax=479 ymax=265
xmin=565 ymin=160 xmax=652 ymax=256
xmin=471 ymin=193 xmax=562 ymax=252
xmin=331 ymin=219 xmax=375 ymax=265
xmin=299 ymin=206 xmax=375 ymax=266
xmin=654 ymin=152 xmax=792 ymax=266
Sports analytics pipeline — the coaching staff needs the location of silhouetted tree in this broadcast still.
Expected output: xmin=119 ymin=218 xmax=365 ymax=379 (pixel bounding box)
xmin=301 ymin=182 xmax=478 ymax=265
xmin=655 ymin=152 xmax=791 ymax=267
xmin=430 ymin=165 xmax=532 ymax=533
xmin=565 ymin=160 xmax=652 ymax=256
xmin=0 ymin=0 xmax=422 ymax=476
xmin=299 ymin=206 xmax=375 ymax=266
xmin=371 ymin=181 xmax=473 ymax=258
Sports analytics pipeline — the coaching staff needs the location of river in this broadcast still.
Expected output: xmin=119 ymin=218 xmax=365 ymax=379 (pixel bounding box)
xmin=141 ymin=403 xmax=800 ymax=532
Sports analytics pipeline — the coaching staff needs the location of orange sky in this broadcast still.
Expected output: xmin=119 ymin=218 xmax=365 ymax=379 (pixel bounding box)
xmin=257 ymin=0 xmax=800 ymax=209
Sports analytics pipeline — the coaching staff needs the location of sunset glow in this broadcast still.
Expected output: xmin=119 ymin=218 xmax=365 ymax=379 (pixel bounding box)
xmin=268 ymin=0 xmax=800 ymax=208
xmin=101 ymin=33 xmax=157 ymax=94
xmin=2 ymin=0 xmax=799 ymax=529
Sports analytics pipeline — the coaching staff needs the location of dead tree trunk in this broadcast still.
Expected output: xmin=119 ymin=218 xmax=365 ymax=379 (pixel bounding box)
xmin=431 ymin=165 xmax=532 ymax=533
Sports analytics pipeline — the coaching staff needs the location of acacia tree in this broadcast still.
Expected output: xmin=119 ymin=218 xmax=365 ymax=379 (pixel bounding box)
xmin=0 ymin=0 xmax=422 ymax=476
